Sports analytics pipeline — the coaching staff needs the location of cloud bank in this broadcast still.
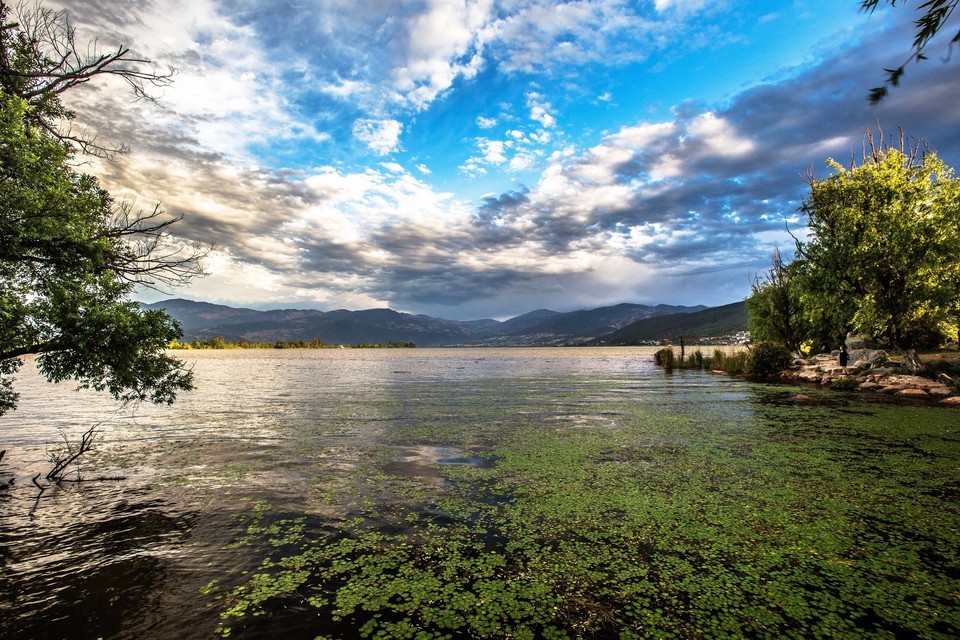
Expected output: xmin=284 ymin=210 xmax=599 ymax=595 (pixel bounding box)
xmin=47 ymin=0 xmax=960 ymax=320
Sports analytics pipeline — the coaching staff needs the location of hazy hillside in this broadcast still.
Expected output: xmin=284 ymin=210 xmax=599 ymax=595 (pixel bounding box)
xmin=514 ymin=303 xmax=705 ymax=338
xmin=143 ymin=299 xmax=738 ymax=346
xmin=144 ymin=301 xmax=490 ymax=346
xmin=496 ymin=309 xmax=561 ymax=334
xmin=595 ymin=301 xmax=748 ymax=345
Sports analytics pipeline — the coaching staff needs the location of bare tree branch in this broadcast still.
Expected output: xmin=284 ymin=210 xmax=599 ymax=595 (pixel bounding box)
xmin=46 ymin=424 xmax=98 ymax=481
xmin=1 ymin=0 xmax=176 ymax=156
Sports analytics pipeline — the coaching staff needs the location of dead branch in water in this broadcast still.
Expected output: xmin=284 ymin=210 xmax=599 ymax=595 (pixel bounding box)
xmin=56 ymin=475 xmax=126 ymax=483
xmin=46 ymin=425 xmax=99 ymax=481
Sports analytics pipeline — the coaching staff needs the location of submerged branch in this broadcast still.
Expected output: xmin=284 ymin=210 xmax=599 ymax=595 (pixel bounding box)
xmin=46 ymin=424 xmax=98 ymax=481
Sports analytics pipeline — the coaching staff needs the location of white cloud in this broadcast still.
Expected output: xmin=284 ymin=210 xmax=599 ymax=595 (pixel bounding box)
xmin=606 ymin=121 xmax=678 ymax=149
xmin=321 ymin=77 xmax=370 ymax=99
xmin=508 ymin=151 xmax=537 ymax=172
xmin=479 ymin=139 xmax=507 ymax=164
xmin=650 ymin=154 xmax=684 ymax=180
xmin=353 ymin=119 xmax=403 ymax=155
xmin=462 ymin=120 xmax=553 ymax=176
xmin=56 ymin=0 xmax=328 ymax=162
xmin=688 ymin=112 xmax=754 ymax=157
xmin=654 ymin=0 xmax=711 ymax=13
xmin=527 ymin=92 xmax=557 ymax=129
xmin=476 ymin=116 xmax=498 ymax=128
xmin=391 ymin=0 xmax=492 ymax=109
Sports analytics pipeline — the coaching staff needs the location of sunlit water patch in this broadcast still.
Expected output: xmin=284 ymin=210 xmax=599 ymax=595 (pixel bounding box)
xmin=1 ymin=348 xmax=957 ymax=639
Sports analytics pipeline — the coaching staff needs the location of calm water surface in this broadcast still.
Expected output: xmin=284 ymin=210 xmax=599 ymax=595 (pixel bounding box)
xmin=0 ymin=348 xmax=957 ymax=639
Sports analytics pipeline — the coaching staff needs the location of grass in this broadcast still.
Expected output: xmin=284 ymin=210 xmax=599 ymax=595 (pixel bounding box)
xmin=654 ymin=346 xmax=750 ymax=374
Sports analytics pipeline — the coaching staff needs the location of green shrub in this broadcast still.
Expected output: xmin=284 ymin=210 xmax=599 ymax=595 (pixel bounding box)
xmin=689 ymin=349 xmax=705 ymax=369
xmin=653 ymin=348 xmax=676 ymax=370
xmin=829 ymin=376 xmax=861 ymax=391
xmin=709 ymin=349 xmax=750 ymax=374
xmin=926 ymin=360 xmax=960 ymax=393
xmin=943 ymin=374 xmax=960 ymax=395
xmin=711 ymin=349 xmax=726 ymax=369
xmin=747 ymin=342 xmax=793 ymax=377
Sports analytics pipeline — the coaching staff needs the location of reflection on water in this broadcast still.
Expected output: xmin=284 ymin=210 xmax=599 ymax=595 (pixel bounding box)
xmin=0 ymin=347 xmax=956 ymax=639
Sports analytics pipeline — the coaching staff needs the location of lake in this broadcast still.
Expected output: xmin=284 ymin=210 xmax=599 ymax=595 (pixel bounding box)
xmin=1 ymin=347 xmax=958 ymax=639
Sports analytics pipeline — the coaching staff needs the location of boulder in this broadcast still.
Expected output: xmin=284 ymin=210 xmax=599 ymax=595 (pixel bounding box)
xmin=848 ymin=349 xmax=888 ymax=369
xmin=845 ymin=333 xmax=880 ymax=350
xmin=878 ymin=385 xmax=907 ymax=394
xmin=862 ymin=367 xmax=895 ymax=381
xmin=896 ymin=388 xmax=929 ymax=398
xmin=928 ymin=384 xmax=953 ymax=397
xmin=886 ymin=374 xmax=939 ymax=390
xmin=941 ymin=396 xmax=960 ymax=405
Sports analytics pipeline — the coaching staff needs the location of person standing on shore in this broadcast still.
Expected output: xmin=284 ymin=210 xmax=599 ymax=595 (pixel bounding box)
xmin=838 ymin=344 xmax=849 ymax=374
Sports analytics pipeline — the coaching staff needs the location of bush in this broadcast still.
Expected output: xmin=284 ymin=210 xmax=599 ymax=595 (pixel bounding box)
xmin=654 ymin=346 xmax=755 ymax=375
xmin=748 ymin=342 xmax=793 ymax=377
xmin=926 ymin=359 xmax=960 ymax=393
xmin=711 ymin=349 xmax=750 ymax=374
xmin=829 ymin=376 xmax=861 ymax=391
xmin=654 ymin=348 xmax=676 ymax=370
xmin=942 ymin=374 xmax=960 ymax=395
xmin=689 ymin=349 xmax=705 ymax=369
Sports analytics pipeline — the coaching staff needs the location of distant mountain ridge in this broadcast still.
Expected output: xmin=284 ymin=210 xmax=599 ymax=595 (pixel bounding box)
xmin=594 ymin=301 xmax=748 ymax=345
xmin=143 ymin=298 xmax=746 ymax=347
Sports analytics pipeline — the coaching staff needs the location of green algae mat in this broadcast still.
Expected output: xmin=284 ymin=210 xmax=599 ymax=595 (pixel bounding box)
xmin=200 ymin=373 xmax=959 ymax=639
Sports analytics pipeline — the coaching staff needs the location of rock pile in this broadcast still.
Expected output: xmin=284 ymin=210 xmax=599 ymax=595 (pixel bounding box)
xmin=781 ymin=350 xmax=960 ymax=405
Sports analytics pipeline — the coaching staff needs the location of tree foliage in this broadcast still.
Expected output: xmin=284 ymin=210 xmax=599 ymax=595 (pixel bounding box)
xmin=0 ymin=1 xmax=202 ymax=415
xmin=0 ymin=0 xmax=173 ymax=154
xmin=745 ymin=131 xmax=960 ymax=373
xmin=863 ymin=0 xmax=960 ymax=103
xmin=746 ymin=248 xmax=807 ymax=354
xmin=792 ymin=131 xmax=960 ymax=370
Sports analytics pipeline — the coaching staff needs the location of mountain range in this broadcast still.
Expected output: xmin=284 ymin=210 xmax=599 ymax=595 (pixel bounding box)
xmin=143 ymin=298 xmax=748 ymax=347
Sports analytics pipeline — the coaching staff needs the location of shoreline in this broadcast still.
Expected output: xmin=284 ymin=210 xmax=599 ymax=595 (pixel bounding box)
xmin=775 ymin=352 xmax=960 ymax=406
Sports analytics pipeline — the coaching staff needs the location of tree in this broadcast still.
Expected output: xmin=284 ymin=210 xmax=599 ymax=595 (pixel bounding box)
xmin=862 ymin=0 xmax=960 ymax=103
xmin=0 ymin=1 xmax=203 ymax=416
xmin=794 ymin=131 xmax=960 ymax=373
xmin=745 ymin=248 xmax=807 ymax=354
xmin=0 ymin=0 xmax=173 ymax=154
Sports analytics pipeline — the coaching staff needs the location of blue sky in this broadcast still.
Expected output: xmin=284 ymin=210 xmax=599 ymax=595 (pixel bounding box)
xmin=53 ymin=0 xmax=960 ymax=320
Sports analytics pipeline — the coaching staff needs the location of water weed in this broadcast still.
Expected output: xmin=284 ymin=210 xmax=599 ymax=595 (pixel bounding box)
xmin=206 ymin=376 xmax=960 ymax=639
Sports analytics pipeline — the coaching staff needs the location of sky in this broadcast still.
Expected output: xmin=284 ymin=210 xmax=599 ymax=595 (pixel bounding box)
xmin=49 ymin=0 xmax=960 ymax=320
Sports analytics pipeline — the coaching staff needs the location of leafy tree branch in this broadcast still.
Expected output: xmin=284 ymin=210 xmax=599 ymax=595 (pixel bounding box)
xmin=862 ymin=0 xmax=959 ymax=103
xmin=0 ymin=1 xmax=204 ymax=418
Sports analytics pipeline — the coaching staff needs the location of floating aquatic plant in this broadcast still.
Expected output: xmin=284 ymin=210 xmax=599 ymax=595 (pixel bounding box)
xmin=204 ymin=376 xmax=960 ymax=639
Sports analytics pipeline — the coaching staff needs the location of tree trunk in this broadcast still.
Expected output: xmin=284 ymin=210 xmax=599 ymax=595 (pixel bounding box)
xmin=901 ymin=348 xmax=927 ymax=375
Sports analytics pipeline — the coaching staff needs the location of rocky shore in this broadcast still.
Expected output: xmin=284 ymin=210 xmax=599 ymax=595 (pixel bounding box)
xmin=780 ymin=350 xmax=960 ymax=405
